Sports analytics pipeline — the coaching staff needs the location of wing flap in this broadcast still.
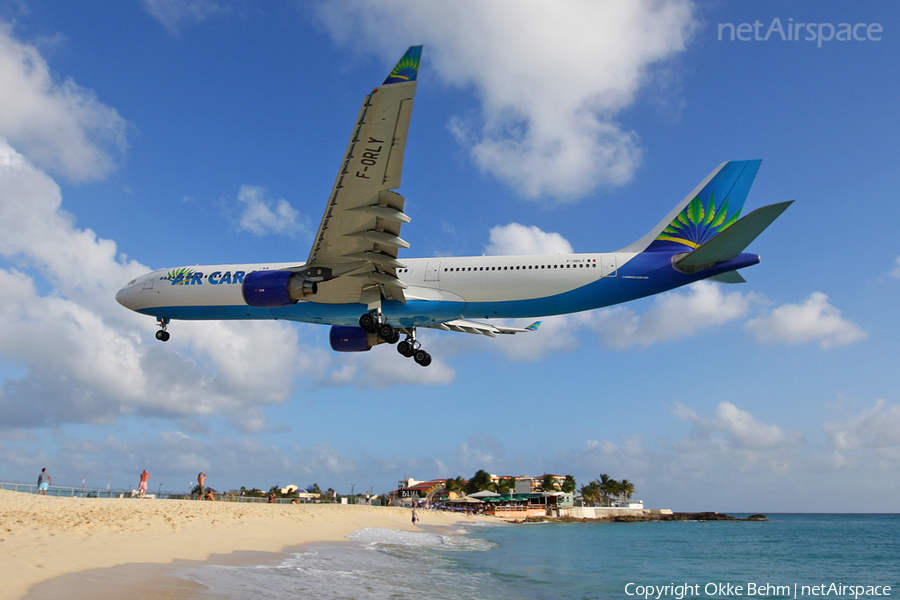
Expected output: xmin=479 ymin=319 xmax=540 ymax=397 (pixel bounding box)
xmin=427 ymin=320 xmax=542 ymax=336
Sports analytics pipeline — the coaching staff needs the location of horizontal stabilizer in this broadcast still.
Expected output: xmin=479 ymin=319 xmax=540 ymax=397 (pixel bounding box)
xmin=708 ymin=270 xmax=746 ymax=284
xmin=675 ymin=201 xmax=793 ymax=269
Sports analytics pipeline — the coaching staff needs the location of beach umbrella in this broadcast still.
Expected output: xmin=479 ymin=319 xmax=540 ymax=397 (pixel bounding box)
xmin=468 ymin=490 xmax=501 ymax=498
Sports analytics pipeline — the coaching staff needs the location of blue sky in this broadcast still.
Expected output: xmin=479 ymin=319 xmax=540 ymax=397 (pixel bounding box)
xmin=0 ymin=0 xmax=897 ymax=511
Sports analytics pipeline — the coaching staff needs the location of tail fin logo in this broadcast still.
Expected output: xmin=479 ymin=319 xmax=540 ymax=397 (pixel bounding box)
xmin=656 ymin=194 xmax=742 ymax=250
xmin=647 ymin=159 xmax=761 ymax=252
xmin=383 ymin=45 xmax=423 ymax=85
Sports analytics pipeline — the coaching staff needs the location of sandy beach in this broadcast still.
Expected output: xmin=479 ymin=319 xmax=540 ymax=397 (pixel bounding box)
xmin=0 ymin=490 xmax=488 ymax=599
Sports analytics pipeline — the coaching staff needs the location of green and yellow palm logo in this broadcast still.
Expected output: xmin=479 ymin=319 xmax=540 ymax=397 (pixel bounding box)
xmin=383 ymin=46 xmax=422 ymax=84
xmin=656 ymin=194 xmax=742 ymax=249
xmin=164 ymin=267 xmax=194 ymax=284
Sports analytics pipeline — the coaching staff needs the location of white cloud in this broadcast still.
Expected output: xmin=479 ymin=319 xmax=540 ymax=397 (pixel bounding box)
xmin=590 ymin=281 xmax=754 ymax=349
xmin=0 ymin=23 xmax=126 ymax=181
xmin=567 ymin=403 xmax=808 ymax=508
xmin=456 ymin=432 xmax=506 ymax=472
xmin=487 ymin=313 xmax=586 ymax=361
xmin=325 ymin=343 xmax=457 ymax=388
xmin=236 ymin=185 xmax=308 ymax=237
xmin=314 ymin=0 xmax=698 ymax=201
xmin=0 ymin=140 xmax=330 ymax=428
xmin=744 ymin=292 xmax=866 ymax=349
xmin=825 ymin=400 xmax=900 ymax=452
xmin=890 ymin=256 xmax=900 ymax=278
xmin=142 ymin=0 xmax=226 ymax=34
xmin=675 ymin=402 xmax=803 ymax=450
xmin=484 ymin=223 xmax=574 ymax=256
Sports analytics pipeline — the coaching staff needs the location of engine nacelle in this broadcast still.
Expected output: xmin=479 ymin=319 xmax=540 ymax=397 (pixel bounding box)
xmin=329 ymin=326 xmax=386 ymax=352
xmin=242 ymin=270 xmax=317 ymax=308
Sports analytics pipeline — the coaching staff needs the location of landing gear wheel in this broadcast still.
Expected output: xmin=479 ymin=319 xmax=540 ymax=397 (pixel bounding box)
xmin=397 ymin=340 xmax=414 ymax=357
xmin=359 ymin=313 xmax=378 ymax=333
xmin=155 ymin=316 xmax=171 ymax=342
xmin=378 ymin=323 xmax=396 ymax=342
xmin=413 ymin=349 xmax=432 ymax=367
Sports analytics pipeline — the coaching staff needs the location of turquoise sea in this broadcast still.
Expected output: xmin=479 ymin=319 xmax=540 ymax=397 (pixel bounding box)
xmin=176 ymin=514 xmax=899 ymax=599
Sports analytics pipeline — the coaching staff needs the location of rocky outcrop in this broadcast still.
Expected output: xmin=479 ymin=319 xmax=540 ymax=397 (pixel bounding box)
xmin=511 ymin=511 xmax=767 ymax=524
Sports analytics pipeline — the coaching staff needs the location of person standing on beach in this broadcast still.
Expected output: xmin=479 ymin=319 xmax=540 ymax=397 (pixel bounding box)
xmin=197 ymin=472 xmax=206 ymax=500
xmin=37 ymin=468 xmax=51 ymax=495
xmin=138 ymin=470 xmax=150 ymax=498
xmin=411 ymin=507 xmax=418 ymax=526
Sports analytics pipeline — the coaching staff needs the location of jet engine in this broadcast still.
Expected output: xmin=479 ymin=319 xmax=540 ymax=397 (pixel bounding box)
xmin=242 ymin=270 xmax=317 ymax=308
xmin=329 ymin=326 xmax=387 ymax=352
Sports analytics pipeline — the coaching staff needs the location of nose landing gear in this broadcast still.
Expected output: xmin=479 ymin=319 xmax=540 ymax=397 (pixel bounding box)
xmin=155 ymin=317 xmax=170 ymax=342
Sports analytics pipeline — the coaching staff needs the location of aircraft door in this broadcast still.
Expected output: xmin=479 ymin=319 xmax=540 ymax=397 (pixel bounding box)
xmin=425 ymin=261 xmax=441 ymax=282
xmin=601 ymin=255 xmax=617 ymax=277
xmin=142 ymin=276 xmax=155 ymax=290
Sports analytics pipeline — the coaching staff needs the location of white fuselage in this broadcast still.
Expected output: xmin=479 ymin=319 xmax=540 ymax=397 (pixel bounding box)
xmin=115 ymin=251 xmax=653 ymax=328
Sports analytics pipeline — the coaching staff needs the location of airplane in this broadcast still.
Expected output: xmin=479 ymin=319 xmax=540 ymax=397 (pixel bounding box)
xmin=116 ymin=45 xmax=792 ymax=367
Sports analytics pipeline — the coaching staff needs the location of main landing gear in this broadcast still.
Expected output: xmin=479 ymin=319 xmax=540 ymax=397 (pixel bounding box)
xmin=359 ymin=312 xmax=432 ymax=367
xmin=359 ymin=311 xmax=400 ymax=344
xmin=155 ymin=316 xmax=170 ymax=342
xmin=396 ymin=330 xmax=432 ymax=367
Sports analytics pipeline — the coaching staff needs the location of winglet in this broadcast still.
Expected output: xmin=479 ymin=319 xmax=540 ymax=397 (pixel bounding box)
xmin=525 ymin=321 xmax=541 ymax=331
xmin=383 ymin=45 xmax=423 ymax=85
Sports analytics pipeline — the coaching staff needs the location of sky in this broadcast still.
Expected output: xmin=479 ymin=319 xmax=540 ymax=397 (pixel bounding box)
xmin=0 ymin=0 xmax=897 ymax=512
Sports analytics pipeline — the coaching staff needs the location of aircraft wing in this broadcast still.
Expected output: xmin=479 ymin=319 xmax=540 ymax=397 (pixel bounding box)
xmin=426 ymin=320 xmax=542 ymax=338
xmin=303 ymin=46 xmax=422 ymax=308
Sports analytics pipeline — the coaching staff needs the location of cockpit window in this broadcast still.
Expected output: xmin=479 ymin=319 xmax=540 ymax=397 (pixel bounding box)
xmin=128 ymin=279 xmax=137 ymax=286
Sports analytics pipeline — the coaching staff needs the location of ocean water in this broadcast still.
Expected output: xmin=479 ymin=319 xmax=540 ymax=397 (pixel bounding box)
xmin=175 ymin=514 xmax=899 ymax=599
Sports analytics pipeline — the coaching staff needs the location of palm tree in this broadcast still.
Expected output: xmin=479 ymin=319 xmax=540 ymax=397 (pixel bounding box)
xmin=579 ymin=481 xmax=601 ymax=506
xmin=619 ymin=479 xmax=635 ymax=504
xmin=597 ymin=474 xmax=612 ymax=506
xmin=540 ymin=473 xmax=559 ymax=492
xmin=496 ymin=477 xmax=516 ymax=495
xmin=465 ymin=470 xmax=494 ymax=494
xmin=444 ymin=476 xmax=466 ymax=496
xmin=606 ymin=479 xmax=622 ymax=506
xmin=562 ymin=475 xmax=577 ymax=494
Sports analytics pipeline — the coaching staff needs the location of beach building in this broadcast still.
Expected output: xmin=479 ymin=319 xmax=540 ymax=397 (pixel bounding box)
xmin=390 ymin=475 xmax=575 ymax=517
xmin=393 ymin=478 xmax=447 ymax=504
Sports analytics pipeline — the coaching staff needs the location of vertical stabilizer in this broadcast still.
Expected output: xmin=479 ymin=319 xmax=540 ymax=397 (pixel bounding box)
xmin=620 ymin=160 xmax=762 ymax=253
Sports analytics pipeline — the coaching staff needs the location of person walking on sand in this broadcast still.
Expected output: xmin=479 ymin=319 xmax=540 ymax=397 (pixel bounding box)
xmin=197 ymin=472 xmax=206 ymax=500
xmin=138 ymin=469 xmax=150 ymax=498
xmin=37 ymin=468 xmax=51 ymax=495
xmin=411 ymin=507 xmax=418 ymax=526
